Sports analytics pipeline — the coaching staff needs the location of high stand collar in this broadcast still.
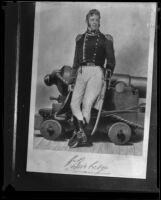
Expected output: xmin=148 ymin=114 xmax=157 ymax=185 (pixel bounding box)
xmin=86 ymin=28 xmax=100 ymax=36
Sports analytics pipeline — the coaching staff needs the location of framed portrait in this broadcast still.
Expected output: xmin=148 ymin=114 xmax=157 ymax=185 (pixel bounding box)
xmin=4 ymin=1 xmax=159 ymax=194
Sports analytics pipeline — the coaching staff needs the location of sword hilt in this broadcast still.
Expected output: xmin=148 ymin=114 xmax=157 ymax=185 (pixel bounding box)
xmin=104 ymin=69 xmax=112 ymax=90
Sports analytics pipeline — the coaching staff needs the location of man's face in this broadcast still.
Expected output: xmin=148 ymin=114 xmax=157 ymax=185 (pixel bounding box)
xmin=88 ymin=14 xmax=100 ymax=31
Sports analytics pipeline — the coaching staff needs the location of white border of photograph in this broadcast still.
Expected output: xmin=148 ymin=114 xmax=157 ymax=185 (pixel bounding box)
xmin=26 ymin=2 xmax=156 ymax=179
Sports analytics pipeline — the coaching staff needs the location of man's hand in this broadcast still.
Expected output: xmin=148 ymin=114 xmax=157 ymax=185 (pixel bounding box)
xmin=68 ymin=84 xmax=74 ymax=92
xmin=104 ymin=69 xmax=112 ymax=90
xmin=104 ymin=69 xmax=112 ymax=81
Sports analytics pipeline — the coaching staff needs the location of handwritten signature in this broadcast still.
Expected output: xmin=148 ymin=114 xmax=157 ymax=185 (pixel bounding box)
xmin=64 ymin=155 xmax=109 ymax=175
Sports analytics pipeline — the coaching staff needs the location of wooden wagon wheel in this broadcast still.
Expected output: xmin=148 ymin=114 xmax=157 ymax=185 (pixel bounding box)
xmin=40 ymin=120 xmax=62 ymax=140
xmin=108 ymin=122 xmax=132 ymax=145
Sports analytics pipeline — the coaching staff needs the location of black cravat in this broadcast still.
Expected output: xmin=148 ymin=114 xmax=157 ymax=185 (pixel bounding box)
xmin=86 ymin=28 xmax=100 ymax=36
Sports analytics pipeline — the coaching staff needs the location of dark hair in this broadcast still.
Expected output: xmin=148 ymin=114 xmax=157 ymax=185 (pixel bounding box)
xmin=86 ymin=9 xmax=101 ymax=23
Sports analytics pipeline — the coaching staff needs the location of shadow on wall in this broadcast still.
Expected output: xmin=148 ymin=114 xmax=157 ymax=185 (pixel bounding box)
xmin=116 ymin=36 xmax=149 ymax=77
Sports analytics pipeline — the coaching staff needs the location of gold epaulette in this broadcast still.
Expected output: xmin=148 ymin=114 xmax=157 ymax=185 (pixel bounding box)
xmin=75 ymin=34 xmax=82 ymax=42
xmin=105 ymin=34 xmax=113 ymax=42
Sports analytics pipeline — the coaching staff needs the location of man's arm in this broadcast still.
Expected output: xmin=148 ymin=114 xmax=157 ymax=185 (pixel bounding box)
xmin=105 ymin=34 xmax=116 ymax=75
xmin=70 ymin=34 xmax=81 ymax=84
xmin=72 ymin=43 xmax=79 ymax=77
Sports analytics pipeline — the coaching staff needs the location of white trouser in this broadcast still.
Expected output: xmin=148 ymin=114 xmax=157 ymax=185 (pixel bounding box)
xmin=70 ymin=66 xmax=104 ymax=123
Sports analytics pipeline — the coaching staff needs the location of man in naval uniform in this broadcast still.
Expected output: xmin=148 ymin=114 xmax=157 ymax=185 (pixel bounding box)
xmin=68 ymin=9 xmax=116 ymax=148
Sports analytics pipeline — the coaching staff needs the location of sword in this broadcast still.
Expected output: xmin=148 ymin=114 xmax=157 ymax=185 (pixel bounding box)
xmin=91 ymin=69 xmax=112 ymax=136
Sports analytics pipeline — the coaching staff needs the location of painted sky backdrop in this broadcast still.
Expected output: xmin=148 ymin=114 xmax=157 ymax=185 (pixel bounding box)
xmin=35 ymin=2 xmax=153 ymax=112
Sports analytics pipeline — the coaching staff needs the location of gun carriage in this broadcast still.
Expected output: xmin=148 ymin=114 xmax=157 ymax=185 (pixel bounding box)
xmin=35 ymin=65 xmax=146 ymax=145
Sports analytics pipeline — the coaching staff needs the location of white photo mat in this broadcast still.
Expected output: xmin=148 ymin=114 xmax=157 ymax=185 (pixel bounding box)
xmin=26 ymin=2 xmax=156 ymax=179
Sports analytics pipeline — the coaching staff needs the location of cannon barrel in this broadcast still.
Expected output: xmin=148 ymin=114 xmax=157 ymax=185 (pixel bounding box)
xmin=111 ymin=74 xmax=147 ymax=98
xmin=44 ymin=66 xmax=147 ymax=99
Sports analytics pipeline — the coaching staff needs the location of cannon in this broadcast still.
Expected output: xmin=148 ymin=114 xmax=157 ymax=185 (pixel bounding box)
xmin=111 ymin=73 xmax=147 ymax=98
xmin=35 ymin=65 xmax=147 ymax=145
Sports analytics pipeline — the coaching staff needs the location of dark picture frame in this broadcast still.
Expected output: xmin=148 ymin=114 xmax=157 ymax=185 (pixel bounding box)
xmin=3 ymin=2 xmax=159 ymax=195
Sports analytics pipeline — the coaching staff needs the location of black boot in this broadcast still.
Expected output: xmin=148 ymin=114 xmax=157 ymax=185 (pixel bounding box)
xmin=82 ymin=117 xmax=93 ymax=146
xmin=68 ymin=129 xmax=79 ymax=148
xmin=76 ymin=120 xmax=87 ymax=145
xmin=68 ymin=116 xmax=80 ymax=148
xmin=68 ymin=116 xmax=87 ymax=148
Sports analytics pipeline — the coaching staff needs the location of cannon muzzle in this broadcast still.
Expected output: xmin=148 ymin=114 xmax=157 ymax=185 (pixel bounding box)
xmin=111 ymin=74 xmax=147 ymax=98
